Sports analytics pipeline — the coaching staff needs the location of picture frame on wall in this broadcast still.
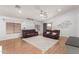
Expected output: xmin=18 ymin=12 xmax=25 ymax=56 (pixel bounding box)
xmin=47 ymin=23 xmax=52 ymax=30
xmin=35 ymin=25 xmax=40 ymax=31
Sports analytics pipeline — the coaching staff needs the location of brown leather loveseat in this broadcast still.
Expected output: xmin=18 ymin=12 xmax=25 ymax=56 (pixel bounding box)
xmin=22 ymin=29 xmax=38 ymax=38
xmin=43 ymin=30 xmax=60 ymax=39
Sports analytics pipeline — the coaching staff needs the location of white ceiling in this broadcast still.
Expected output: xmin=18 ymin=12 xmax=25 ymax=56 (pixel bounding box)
xmin=0 ymin=5 xmax=77 ymax=21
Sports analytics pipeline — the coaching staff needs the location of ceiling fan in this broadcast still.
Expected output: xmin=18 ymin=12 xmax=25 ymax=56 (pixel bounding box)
xmin=34 ymin=6 xmax=48 ymax=20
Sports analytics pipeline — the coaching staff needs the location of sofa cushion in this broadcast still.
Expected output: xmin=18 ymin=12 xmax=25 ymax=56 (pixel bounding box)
xmin=52 ymin=32 xmax=57 ymax=35
xmin=27 ymin=34 xmax=31 ymax=35
xmin=46 ymin=31 xmax=50 ymax=34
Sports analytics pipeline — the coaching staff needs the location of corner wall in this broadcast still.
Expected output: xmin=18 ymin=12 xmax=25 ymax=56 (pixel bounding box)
xmin=44 ymin=9 xmax=78 ymax=37
xmin=0 ymin=16 xmax=42 ymax=41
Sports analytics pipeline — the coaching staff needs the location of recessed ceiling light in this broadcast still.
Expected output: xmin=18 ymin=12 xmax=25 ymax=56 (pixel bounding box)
xmin=18 ymin=10 xmax=22 ymax=14
xmin=57 ymin=9 xmax=62 ymax=12
xmin=15 ymin=5 xmax=22 ymax=14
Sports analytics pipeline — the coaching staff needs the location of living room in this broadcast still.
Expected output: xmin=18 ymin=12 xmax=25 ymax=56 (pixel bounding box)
xmin=0 ymin=5 xmax=79 ymax=54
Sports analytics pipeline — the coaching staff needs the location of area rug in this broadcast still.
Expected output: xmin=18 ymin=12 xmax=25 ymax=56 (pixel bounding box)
xmin=23 ymin=36 xmax=59 ymax=52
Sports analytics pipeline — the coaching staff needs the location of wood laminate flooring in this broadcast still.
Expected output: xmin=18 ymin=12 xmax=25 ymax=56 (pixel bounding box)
xmin=0 ymin=37 xmax=67 ymax=54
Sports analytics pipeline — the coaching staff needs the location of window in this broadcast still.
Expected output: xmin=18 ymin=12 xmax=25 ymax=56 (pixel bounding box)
xmin=14 ymin=23 xmax=21 ymax=33
xmin=6 ymin=22 xmax=21 ymax=34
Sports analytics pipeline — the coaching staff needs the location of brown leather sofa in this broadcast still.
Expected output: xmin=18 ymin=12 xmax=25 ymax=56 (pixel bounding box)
xmin=43 ymin=30 xmax=60 ymax=39
xmin=22 ymin=29 xmax=38 ymax=38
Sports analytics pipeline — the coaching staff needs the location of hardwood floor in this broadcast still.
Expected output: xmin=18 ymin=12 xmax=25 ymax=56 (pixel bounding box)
xmin=45 ymin=37 xmax=67 ymax=54
xmin=0 ymin=37 xmax=67 ymax=54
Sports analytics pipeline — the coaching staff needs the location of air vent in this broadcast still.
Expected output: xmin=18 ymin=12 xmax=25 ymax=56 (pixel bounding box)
xmin=15 ymin=5 xmax=21 ymax=9
xmin=26 ymin=18 xmax=34 ymax=20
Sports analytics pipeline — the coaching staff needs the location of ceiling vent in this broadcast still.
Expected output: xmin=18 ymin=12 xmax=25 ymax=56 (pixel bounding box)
xmin=26 ymin=18 xmax=34 ymax=21
xmin=15 ymin=5 xmax=21 ymax=9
